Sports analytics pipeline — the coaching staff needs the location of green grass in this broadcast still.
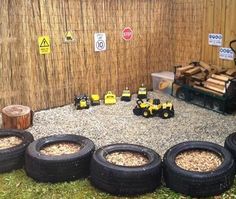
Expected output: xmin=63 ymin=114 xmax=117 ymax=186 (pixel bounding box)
xmin=0 ymin=170 xmax=235 ymax=199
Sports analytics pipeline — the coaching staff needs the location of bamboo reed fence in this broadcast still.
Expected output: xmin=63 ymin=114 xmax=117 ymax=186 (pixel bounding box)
xmin=0 ymin=0 xmax=235 ymax=110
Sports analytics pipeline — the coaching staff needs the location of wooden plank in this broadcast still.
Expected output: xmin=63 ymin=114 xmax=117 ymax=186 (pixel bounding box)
xmin=184 ymin=67 xmax=202 ymax=75
xmin=212 ymin=74 xmax=229 ymax=81
xmin=204 ymin=82 xmax=225 ymax=90
xmin=193 ymin=85 xmax=224 ymax=96
xmin=206 ymin=78 xmax=226 ymax=86
xmin=226 ymin=68 xmax=236 ymax=76
xmin=199 ymin=61 xmax=212 ymax=72
xmin=204 ymin=83 xmax=225 ymax=93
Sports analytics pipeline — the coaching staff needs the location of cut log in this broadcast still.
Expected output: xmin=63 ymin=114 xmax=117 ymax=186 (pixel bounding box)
xmin=226 ymin=68 xmax=236 ymax=76
xmin=212 ymin=74 xmax=229 ymax=82
xmin=184 ymin=67 xmax=201 ymax=75
xmin=206 ymin=78 xmax=226 ymax=86
xmin=193 ymin=85 xmax=223 ymax=96
xmin=2 ymin=105 xmax=33 ymax=130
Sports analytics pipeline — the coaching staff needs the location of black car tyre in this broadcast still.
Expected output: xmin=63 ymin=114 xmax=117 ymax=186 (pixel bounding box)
xmin=0 ymin=129 xmax=34 ymax=173
xmin=25 ymin=134 xmax=95 ymax=183
xmin=90 ymin=144 xmax=162 ymax=196
xmin=143 ymin=109 xmax=151 ymax=118
xmin=224 ymin=132 xmax=236 ymax=160
xmin=163 ymin=141 xmax=235 ymax=197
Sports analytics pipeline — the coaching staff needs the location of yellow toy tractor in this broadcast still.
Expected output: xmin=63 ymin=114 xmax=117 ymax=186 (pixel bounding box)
xmin=121 ymin=87 xmax=131 ymax=102
xmin=74 ymin=94 xmax=89 ymax=110
xmin=137 ymin=83 xmax=147 ymax=99
xmin=104 ymin=91 xmax=117 ymax=105
xmin=91 ymin=94 xmax=100 ymax=106
xmin=133 ymin=98 xmax=174 ymax=119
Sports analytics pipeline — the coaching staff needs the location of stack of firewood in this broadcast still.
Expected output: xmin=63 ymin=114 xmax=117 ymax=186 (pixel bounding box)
xmin=176 ymin=61 xmax=236 ymax=96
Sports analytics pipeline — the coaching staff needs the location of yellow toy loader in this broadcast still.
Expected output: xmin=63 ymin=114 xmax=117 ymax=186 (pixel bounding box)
xmin=133 ymin=98 xmax=174 ymax=119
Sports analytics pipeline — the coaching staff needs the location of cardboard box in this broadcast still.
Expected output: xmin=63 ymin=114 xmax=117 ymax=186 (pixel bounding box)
xmin=151 ymin=72 xmax=174 ymax=95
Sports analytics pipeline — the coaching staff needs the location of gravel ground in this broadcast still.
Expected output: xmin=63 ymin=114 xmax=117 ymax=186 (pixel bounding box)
xmin=1 ymin=91 xmax=236 ymax=156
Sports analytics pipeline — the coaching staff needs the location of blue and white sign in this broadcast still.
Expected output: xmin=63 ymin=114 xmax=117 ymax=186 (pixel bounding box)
xmin=208 ymin=33 xmax=223 ymax=46
xmin=94 ymin=33 xmax=106 ymax=52
xmin=219 ymin=48 xmax=235 ymax=61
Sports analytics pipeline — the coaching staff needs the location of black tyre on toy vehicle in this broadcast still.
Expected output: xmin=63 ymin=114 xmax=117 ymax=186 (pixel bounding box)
xmin=90 ymin=144 xmax=162 ymax=196
xmin=0 ymin=129 xmax=34 ymax=173
xmin=163 ymin=141 xmax=235 ymax=197
xmin=25 ymin=134 xmax=95 ymax=183
xmin=224 ymin=132 xmax=236 ymax=160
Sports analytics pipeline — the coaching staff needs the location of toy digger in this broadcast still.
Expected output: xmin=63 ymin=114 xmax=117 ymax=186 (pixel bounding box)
xmin=121 ymin=87 xmax=131 ymax=101
xmin=74 ymin=94 xmax=89 ymax=110
xmin=133 ymin=98 xmax=174 ymax=119
xmin=90 ymin=94 xmax=100 ymax=106
xmin=104 ymin=91 xmax=117 ymax=105
xmin=137 ymin=83 xmax=147 ymax=99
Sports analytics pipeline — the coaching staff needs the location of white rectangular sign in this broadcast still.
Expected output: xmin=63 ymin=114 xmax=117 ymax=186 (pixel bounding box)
xmin=219 ymin=48 xmax=235 ymax=61
xmin=94 ymin=33 xmax=106 ymax=52
xmin=208 ymin=33 xmax=223 ymax=46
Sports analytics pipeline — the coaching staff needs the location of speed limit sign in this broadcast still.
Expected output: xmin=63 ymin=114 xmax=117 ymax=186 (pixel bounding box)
xmin=94 ymin=33 xmax=106 ymax=52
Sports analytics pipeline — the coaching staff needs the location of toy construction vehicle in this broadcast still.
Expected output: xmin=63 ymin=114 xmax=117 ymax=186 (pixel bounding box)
xmin=91 ymin=94 xmax=100 ymax=106
xmin=137 ymin=84 xmax=147 ymax=99
xmin=121 ymin=87 xmax=131 ymax=101
xmin=133 ymin=98 xmax=174 ymax=119
xmin=74 ymin=94 xmax=89 ymax=110
xmin=104 ymin=91 xmax=117 ymax=105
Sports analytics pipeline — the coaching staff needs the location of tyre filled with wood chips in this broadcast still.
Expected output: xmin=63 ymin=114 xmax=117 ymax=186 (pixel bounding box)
xmin=25 ymin=134 xmax=95 ymax=183
xmin=163 ymin=141 xmax=235 ymax=197
xmin=0 ymin=129 xmax=34 ymax=173
xmin=90 ymin=143 xmax=162 ymax=196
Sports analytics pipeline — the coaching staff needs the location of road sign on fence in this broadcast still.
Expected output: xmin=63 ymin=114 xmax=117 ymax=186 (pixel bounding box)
xmin=94 ymin=33 xmax=106 ymax=52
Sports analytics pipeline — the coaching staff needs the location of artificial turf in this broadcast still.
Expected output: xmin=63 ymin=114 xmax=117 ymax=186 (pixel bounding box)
xmin=0 ymin=170 xmax=235 ymax=199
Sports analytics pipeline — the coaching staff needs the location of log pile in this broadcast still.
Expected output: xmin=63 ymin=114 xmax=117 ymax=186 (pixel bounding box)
xmin=176 ymin=61 xmax=236 ymax=96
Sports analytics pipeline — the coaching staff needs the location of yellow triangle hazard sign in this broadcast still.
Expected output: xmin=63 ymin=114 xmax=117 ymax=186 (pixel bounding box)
xmin=65 ymin=31 xmax=74 ymax=41
xmin=38 ymin=36 xmax=51 ymax=55
xmin=40 ymin=38 xmax=50 ymax=47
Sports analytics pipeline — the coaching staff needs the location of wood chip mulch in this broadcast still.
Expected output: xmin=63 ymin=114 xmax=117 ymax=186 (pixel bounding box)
xmin=106 ymin=151 xmax=149 ymax=167
xmin=0 ymin=136 xmax=22 ymax=150
xmin=175 ymin=150 xmax=223 ymax=172
xmin=40 ymin=142 xmax=81 ymax=156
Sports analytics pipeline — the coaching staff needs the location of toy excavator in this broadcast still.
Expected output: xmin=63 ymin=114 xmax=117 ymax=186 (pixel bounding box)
xmin=104 ymin=91 xmax=117 ymax=105
xmin=137 ymin=83 xmax=147 ymax=99
xmin=74 ymin=94 xmax=89 ymax=110
xmin=133 ymin=98 xmax=174 ymax=119
xmin=121 ymin=87 xmax=131 ymax=101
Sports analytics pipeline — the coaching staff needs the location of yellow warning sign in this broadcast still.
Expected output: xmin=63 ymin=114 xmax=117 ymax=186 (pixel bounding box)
xmin=38 ymin=36 xmax=50 ymax=54
xmin=64 ymin=31 xmax=74 ymax=42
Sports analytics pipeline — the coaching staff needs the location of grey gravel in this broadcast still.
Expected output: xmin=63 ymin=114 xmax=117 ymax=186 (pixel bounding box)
xmin=1 ymin=91 xmax=236 ymax=156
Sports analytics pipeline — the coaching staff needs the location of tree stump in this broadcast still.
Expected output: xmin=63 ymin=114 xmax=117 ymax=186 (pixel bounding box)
xmin=2 ymin=105 xmax=33 ymax=130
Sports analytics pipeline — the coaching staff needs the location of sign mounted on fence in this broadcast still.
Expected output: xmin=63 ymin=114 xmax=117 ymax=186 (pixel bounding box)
xmin=122 ymin=27 xmax=133 ymax=41
xmin=64 ymin=31 xmax=74 ymax=42
xmin=208 ymin=33 xmax=223 ymax=46
xmin=38 ymin=36 xmax=50 ymax=55
xmin=219 ymin=47 xmax=235 ymax=61
xmin=94 ymin=33 xmax=106 ymax=52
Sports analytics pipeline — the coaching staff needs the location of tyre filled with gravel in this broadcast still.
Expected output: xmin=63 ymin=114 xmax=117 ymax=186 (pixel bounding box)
xmin=25 ymin=134 xmax=95 ymax=183
xmin=90 ymin=143 xmax=162 ymax=196
xmin=0 ymin=129 xmax=34 ymax=173
xmin=224 ymin=132 xmax=236 ymax=160
xmin=163 ymin=141 xmax=235 ymax=197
